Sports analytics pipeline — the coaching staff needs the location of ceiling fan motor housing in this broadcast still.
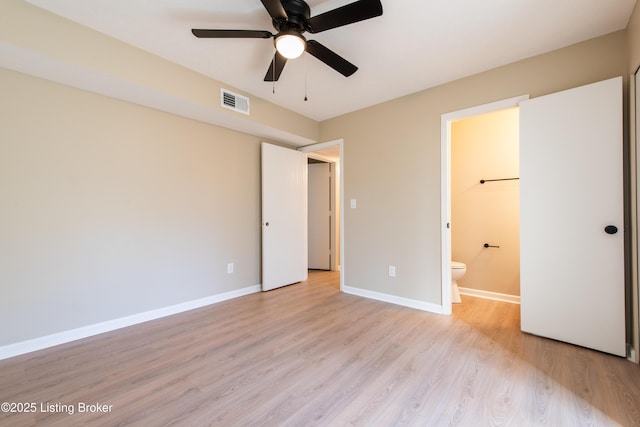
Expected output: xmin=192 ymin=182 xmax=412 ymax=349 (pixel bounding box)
xmin=274 ymin=0 xmax=311 ymax=33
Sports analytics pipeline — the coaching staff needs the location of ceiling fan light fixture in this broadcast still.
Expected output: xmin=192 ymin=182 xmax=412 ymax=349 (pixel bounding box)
xmin=275 ymin=32 xmax=306 ymax=59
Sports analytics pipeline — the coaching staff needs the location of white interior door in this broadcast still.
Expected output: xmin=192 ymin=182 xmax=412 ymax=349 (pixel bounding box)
xmin=261 ymin=142 xmax=307 ymax=291
xmin=308 ymin=162 xmax=331 ymax=270
xmin=519 ymin=77 xmax=626 ymax=356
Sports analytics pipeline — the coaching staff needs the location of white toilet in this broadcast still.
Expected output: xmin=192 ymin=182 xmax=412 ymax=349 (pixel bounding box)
xmin=451 ymin=261 xmax=467 ymax=304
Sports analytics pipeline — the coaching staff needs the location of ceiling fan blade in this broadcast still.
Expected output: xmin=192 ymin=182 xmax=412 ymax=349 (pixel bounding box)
xmin=260 ymin=0 xmax=288 ymax=21
xmin=306 ymin=0 xmax=382 ymax=34
xmin=264 ymin=51 xmax=288 ymax=82
xmin=191 ymin=29 xmax=273 ymax=38
xmin=306 ymin=40 xmax=357 ymax=77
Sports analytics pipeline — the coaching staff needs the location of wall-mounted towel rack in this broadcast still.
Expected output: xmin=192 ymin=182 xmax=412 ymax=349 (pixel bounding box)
xmin=484 ymin=243 xmax=500 ymax=248
xmin=480 ymin=177 xmax=519 ymax=184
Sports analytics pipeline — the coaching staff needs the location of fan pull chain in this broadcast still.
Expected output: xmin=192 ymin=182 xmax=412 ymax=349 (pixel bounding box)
xmin=304 ymin=53 xmax=308 ymax=102
xmin=272 ymin=54 xmax=276 ymax=94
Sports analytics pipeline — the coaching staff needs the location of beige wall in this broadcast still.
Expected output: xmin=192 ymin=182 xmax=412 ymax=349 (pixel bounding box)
xmin=320 ymin=31 xmax=627 ymax=305
xmin=628 ymin=1 xmax=640 ymax=73
xmin=0 ymin=68 xmax=265 ymax=345
xmin=451 ymin=108 xmax=520 ymax=296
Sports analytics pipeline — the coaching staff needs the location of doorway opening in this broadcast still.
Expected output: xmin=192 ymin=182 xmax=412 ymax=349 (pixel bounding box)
xmin=450 ymin=107 xmax=521 ymax=304
xmin=307 ymin=157 xmax=334 ymax=271
xmin=299 ymin=139 xmax=344 ymax=291
xmin=441 ymin=96 xmax=528 ymax=314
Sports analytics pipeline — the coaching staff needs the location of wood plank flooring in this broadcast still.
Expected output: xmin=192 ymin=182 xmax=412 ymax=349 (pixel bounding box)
xmin=1 ymin=270 xmax=639 ymax=426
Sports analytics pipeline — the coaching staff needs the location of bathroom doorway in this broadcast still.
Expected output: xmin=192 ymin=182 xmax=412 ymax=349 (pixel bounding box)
xmin=451 ymin=107 xmax=521 ymax=302
xmin=441 ymin=96 xmax=528 ymax=314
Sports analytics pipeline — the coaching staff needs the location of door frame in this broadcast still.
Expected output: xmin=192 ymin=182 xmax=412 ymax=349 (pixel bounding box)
xmin=440 ymin=95 xmax=529 ymax=315
xmin=299 ymin=139 xmax=345 ymax=291
xmin=632 ymin=66 xmax=640 ymax=363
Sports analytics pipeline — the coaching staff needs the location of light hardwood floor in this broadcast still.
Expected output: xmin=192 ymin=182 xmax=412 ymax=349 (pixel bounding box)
xmin=1 ymin=270 xmax=639 ymax=426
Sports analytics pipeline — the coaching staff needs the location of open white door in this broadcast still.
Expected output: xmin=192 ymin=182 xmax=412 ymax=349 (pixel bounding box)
xmin=261 ymin=142 xmax=307 ymax=291
xmin=520 ymin=77 xmax=626 ymax=356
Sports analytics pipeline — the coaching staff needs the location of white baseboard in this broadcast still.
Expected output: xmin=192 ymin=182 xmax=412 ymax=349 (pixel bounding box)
xmin=458 ymin=287 xmax=520 ymax=304
xmin=343 ymin=286 xmax=445 ymax=314
xmin=0 ymin=284 xmax=261 ymax=361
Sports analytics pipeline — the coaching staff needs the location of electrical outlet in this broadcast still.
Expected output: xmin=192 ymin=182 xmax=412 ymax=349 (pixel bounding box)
xmin=227 ymin=263 xmax=234 ymax=274
xmin=388 ymin=265 xmax=396 ymax=277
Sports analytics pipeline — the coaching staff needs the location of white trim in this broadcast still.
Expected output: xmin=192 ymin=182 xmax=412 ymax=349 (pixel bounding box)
xmin=299 ymin=140 xmax=343 ymax=152
xmin=632 ymin=67 xmax=640 ymax=363
xmin=458 ymin=287 xmax=520 ymax=304
xmin=299 ymin=139 xmax=345 ymax=291
xmin=440 ymin=95 xmax=529 ymax=316
xmin=343 ymin=286 xmax=445 ymax=314
xmin=440 ymin=117 xmax=453 ymax=314
xmin=306 ymin=152 xmax=335 ymax=163
xmin=0 ymin=284 xmax=261 ymax=361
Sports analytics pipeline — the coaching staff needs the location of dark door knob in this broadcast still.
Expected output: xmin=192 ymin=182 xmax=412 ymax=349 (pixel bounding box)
xmin=604 ymin=225 xmax=618 ymax=235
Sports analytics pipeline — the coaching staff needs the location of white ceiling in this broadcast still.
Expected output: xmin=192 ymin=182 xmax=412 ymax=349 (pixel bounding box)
xmin=26 ymin=0 xmax=637 ymax=122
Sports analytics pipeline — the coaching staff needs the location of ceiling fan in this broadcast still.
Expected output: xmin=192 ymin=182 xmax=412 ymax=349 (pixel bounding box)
xmin=192 ymin=0 xmax=383 ymax=82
